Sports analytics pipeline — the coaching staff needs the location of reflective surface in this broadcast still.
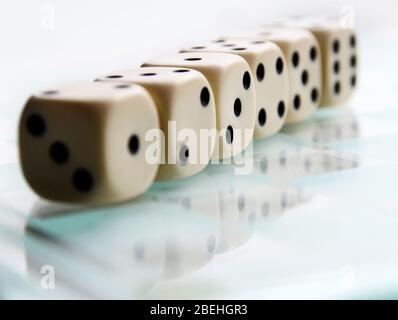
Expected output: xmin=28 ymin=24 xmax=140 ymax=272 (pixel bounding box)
xmin=2 ymin=101 xmax=398 ymax=299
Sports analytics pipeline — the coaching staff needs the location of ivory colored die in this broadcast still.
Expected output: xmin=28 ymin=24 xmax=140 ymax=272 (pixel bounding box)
xmin=19 ymin=82 xmax=159 ymax=204
xmin=217 ymin=187 xmax=257 ymax=253
xmin=180 ymin=40 xmax=289 ymax=140
xmin=142 ymin=52 xmax=256 ymax=159
xmin=96 ymin=67 xmax=217 ymax=180
xmin=224 ymin=27 xmax=322 ymax=123
xmin=162 ymin=197 xmax=219 ymax=277
xmin=271 ymin=18 xmax=358 ymax=106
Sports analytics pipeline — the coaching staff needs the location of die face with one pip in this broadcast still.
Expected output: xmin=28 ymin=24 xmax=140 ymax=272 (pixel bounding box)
xmin=96 ymin=67 xmax=217 ymax=181
xmin=227 ymin=27 xmax=322 ymax=124
xmin=272 ymin=18 xmax=358 ymax=106
xmin=180 ymin=40 xmax=289 ymax=140
xmin=19 ymin=82 xmax=159 ymax=204
xmin=142 ymin=52 xmax=256 ymax=160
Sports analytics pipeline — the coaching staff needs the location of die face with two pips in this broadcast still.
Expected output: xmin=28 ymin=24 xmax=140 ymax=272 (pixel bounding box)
xmin=181 ymin=40 xmax=289 ymax=140
xmin=96 ymin=67 xmax=217 ymax=181
xmin=19 ymin=82 xmax=160 ymax=204
xmin=228 ymin=27 xmax=322 ymax=124
xmin=142 ymin=52 xmax=256 ymax=160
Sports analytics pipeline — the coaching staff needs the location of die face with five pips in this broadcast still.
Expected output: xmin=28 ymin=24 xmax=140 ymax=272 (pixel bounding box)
xmin=19 ymin=81 xmax=160 ymax=204
xmin=142 ymin=52 xmax=256 ymax=160
xmin=180 ymin=40 xmax=289 ymax=139
xmin=97 ymin=67 xmax=217 ymax=180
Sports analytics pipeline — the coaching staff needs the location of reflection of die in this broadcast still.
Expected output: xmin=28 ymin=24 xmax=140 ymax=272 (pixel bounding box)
xmin=161 ymin=223 xmax=218 ymax=278
xmin=223 ymin=27 xmax=322 ymax=124
xmin=97 ymin=67 xmax=217 ymax=180
xmin=283 ymin=113 xmax=359 ymax=145
xmin=19 ymin=82 xmax=159 ymax=204
xmin=147 ymin=181 xmax=220 ymax=278
xmin=217 ymin=187 xmax=257 ymax=253
xmin=142 ymin=52 xmax=256 ymax=160
xmin=181 ymin=40 xmax=289 ymax=140
xmin=253 ymin=135 xmax=314 ymax=179
xmin=271 ymin=18 xmax=358 ymax=106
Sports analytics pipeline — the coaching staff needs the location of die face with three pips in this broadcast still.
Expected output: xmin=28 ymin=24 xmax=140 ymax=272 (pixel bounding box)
xmin=180 ymin=40 xmax=289 ymax=140
xmin=96 ymin=67 xmax=217 ymax=181
xmin=19 ymin=81 xmax=160 ymax=204
xmin=142 ymin=52 xmax=256 ymax=160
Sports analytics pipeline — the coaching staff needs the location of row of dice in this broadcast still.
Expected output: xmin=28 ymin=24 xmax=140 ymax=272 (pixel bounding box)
xmin=18 ymin=18 xmax=358 ymax=205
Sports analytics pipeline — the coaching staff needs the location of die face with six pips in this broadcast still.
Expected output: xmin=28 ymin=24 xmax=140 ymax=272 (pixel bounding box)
xmin=308 ymin=26 xmax=358 ymax=106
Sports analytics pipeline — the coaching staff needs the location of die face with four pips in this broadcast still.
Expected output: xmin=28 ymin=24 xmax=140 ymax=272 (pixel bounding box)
xmin=180 ymin=40 xmax=289 ymax=140
xmin=142 ymin=52 xmax=256 ymax=160
xmin=19 ymin=82 xmax=160 ymax=204
xmin=96 ymin=67 xmax=217 ymax=181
